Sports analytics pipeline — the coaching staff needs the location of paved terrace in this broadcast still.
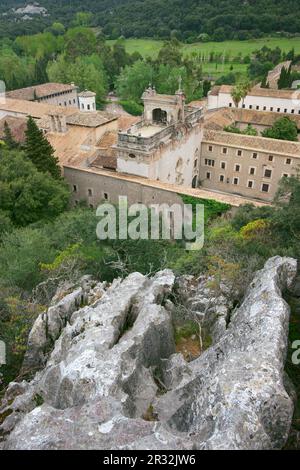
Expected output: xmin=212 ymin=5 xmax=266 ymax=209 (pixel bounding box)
xmin=64 ymin=164 xmax=270 ymax=207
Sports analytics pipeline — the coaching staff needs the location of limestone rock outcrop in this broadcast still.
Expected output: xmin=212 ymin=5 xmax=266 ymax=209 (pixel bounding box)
xmin=0 ymin=257 xmax=297 ymax=450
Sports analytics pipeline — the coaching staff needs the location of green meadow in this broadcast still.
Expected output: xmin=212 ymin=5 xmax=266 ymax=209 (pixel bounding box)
xmin=107 ymin=37 xmax=300 ymax=59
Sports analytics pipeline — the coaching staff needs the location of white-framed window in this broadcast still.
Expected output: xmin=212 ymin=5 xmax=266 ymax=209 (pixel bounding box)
xmin=249 ymin=167 xmax=256 ymax=175
xmin=208 ymin=145 xmax=213 ymax=152
xmin=222 ymin=147 xmax=228 ymax=155
xmin=268 ymin=155 xmax=274 ymax=162
xmin=261 ymin=183 xmax=270 ymax=193
xmin=252 ymin=152 xmax=258 ymax=159
xmin=237 ymin=149 xmax=243 ymax=157
xmin=206 ymin=171 xmax=211 ymax=180
xmin=233 ymin=177 xmax=239 ymax=185
xmin=286 ymin=158 xmax=292 ymax=165
xmin=219 ymin=174 xmax=225 ymax=182
xmin=247 ymin=180 xmax=254 ymax=189
xmin=220 ymin=161 xmax=226 ymax=170
xmin=235 ymin=164 xmax=241 ymax=172
xmin=205 ymin=158 xmax=215 ymax=167
xmin=264 ymin=169 xmax=272 ymax=179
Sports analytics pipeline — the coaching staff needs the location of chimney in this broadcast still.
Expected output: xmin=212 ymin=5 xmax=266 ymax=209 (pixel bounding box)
xmin=48 ymin=113 xmax=67 ymax=133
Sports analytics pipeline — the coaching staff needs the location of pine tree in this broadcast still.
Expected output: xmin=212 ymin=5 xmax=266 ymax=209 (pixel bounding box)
xmin=25 ymin=116 xmax=61 ymax=179
xmin=3 ymin=121 xmax=18 ymax=149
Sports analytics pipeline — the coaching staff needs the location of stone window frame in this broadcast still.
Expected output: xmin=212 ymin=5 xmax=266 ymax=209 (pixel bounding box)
xmin=234 ymin=163 xmax=241 ymax=172
xmin=264 ymin=168 xmax=273 ymax=179
xmin=220 ymin=161 xmax=226 ymax=170
xmin=252 ymin=152 xmax=258 ymax=160
xmin=268 ymin=155 xmax=274 ymax=162
xmin=222 ymin=147 xmax=228 ymax=155
xmin=208 ymin=145 xmax=213 ymax=152
xmin=219 ymin=174 xmax=225 ymax=183
xmin=249 ymin=166 xmax=256 ymax=176
xmin=261 ymin=183 xmax=270 ymax=193
xmin=247 ymin=180 xmax=254 ymax=189
xmin=233 ymin=177 xmax=239 ymax=185
xmin=236 ymin=149 xmax=243 ymax=157
xmin=285 ymin=158 xmax=292 ymax=165
xmin=206 ymin=171 xmax=211 ymax=180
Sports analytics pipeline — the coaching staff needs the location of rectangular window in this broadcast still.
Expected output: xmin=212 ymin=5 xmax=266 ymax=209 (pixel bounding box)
xmin=219 ymin=175 xmax=225 ymax=182
xmin=249 ymin=167 xmax=256 ymax=175
xmin=237 ymin=150 xmax=243 ymax=157
xmin=242 ymin=104 xmax=246 ymax=109
xmin=233 ymin=177 xmax=239 ymax=185
xmin=277 ymin=108 xmax=280 ymax=112
xmin=206 ymin=172 xmax=211 ymax=180
xmin=263 ymin=106 xmax=267 ymax=111
xmin=235 ymin=164 xmax=241 ymax=172
xmin=205 ymin=159 xmax=215 ymax=167
xmin=286 ymin=158 xmax=292 ymax=165
xmin=270 ymin=107 xmax=273 ymax=112
xmin=88 ymin=188 xmax=93 ymax=197
xmin=249 ymin=105 xmax=253 ymax=109
xmin=229 ymin=103 xmax=232 ymax=107
xmin=104 ymin=192 xmax=108 ymax=200
xmin=221 ymin=161 xmax=226 ymax=169
xmin=252 ymin=153 xmax=258 ymax=159
xmin=284 ymin=109 xmax=287 ymax=113
xmin=256 ymin=106 xmax=259 ymax=110
xmin=208 ymin=145 xmax=213 ymax=152
xmin=262 ymin=183 xmax=270 ymax=193
xmin=264 ymin=169 xmax=272 ymax=178
xmin=268 ymin=155 xmax=274 ymax=162
xmin=222 ymin=147 xmax=227 ymax=154
xmin=291 ymin=109 xmax=295 ymax=114
xmin=247 ymin=180 xmax=254 ymax=189
xmin=73 ymin=185 xmax=78 ymax=192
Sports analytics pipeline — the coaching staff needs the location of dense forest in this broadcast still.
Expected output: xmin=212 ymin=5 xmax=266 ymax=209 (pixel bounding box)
xmin=0 ymin=0 xmax=300 ymax=41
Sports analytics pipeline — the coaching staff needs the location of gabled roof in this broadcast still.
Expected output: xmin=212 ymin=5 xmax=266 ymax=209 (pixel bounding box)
xmin=6 ymin=83 xmax=78 ymax=101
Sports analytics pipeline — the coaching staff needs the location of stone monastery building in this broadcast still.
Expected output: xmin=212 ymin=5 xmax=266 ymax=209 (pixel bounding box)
xmin=1 ymin=81 xmax=300 ymax=206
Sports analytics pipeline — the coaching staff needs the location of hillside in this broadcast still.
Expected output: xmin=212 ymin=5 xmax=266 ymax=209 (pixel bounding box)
xmin=0 ymin=0 xmax=300 ymax=40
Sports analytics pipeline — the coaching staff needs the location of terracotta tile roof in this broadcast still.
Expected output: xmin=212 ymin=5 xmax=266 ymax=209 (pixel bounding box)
xmin=0 ymin=116 xmax=27 ymax=143
xmin=6 ymin=83 xmax=78 ymax=101
xmin=78 ymin=91 xmax=96 ymax=98
xmin=209 ymin=86 xmax=221 ymax=96
xmin=205 ymin=107 xmax=300 ymax=131
xmin=218 ymin=85 xmax=300 ymax=100
xmin=66 ymin=111 xmax=117 ymax=128
xmin=117 ymin=115 xmax=140 ymax=131
xmin=203 ymin=129 xmax=300 ymax=157
xmin=0 ymin=98 xmax=75 ymax=119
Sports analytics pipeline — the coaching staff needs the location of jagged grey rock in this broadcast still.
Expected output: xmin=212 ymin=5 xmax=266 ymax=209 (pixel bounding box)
xmin=0 ymin=257 xmax=297 ymax=450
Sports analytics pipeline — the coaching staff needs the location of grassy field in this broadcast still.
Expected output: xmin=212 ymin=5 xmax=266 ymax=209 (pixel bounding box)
xmin=108 ymin=37 xmax=300 ymax=59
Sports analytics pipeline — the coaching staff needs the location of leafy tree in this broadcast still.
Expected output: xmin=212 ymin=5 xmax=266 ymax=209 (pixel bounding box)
xmin=116 ymin=60 xmax=154 ymax=101
xmin=278 ymin=64 xmax=292 ymax=89
xmin=262 ymin=117 xmax=298 ymax=141
xmin=25 ymin=117 xmax=61 ymax=179
xmin=0 ymin=150 xmax=70 ymax=228
xmin=3 ymin=121 xmax=18 ymax=150
xmin=47 ymin=54 xmax=108 ymax=106
xmin=64 ymin=27 xmax=97 ymax=59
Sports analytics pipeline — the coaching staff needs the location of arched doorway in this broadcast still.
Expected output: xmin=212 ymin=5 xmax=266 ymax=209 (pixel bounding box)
xmin=153 ymin=108 xmax=167 ymax=124
xmin=192 ymin=175 xmax=198 ymax=188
